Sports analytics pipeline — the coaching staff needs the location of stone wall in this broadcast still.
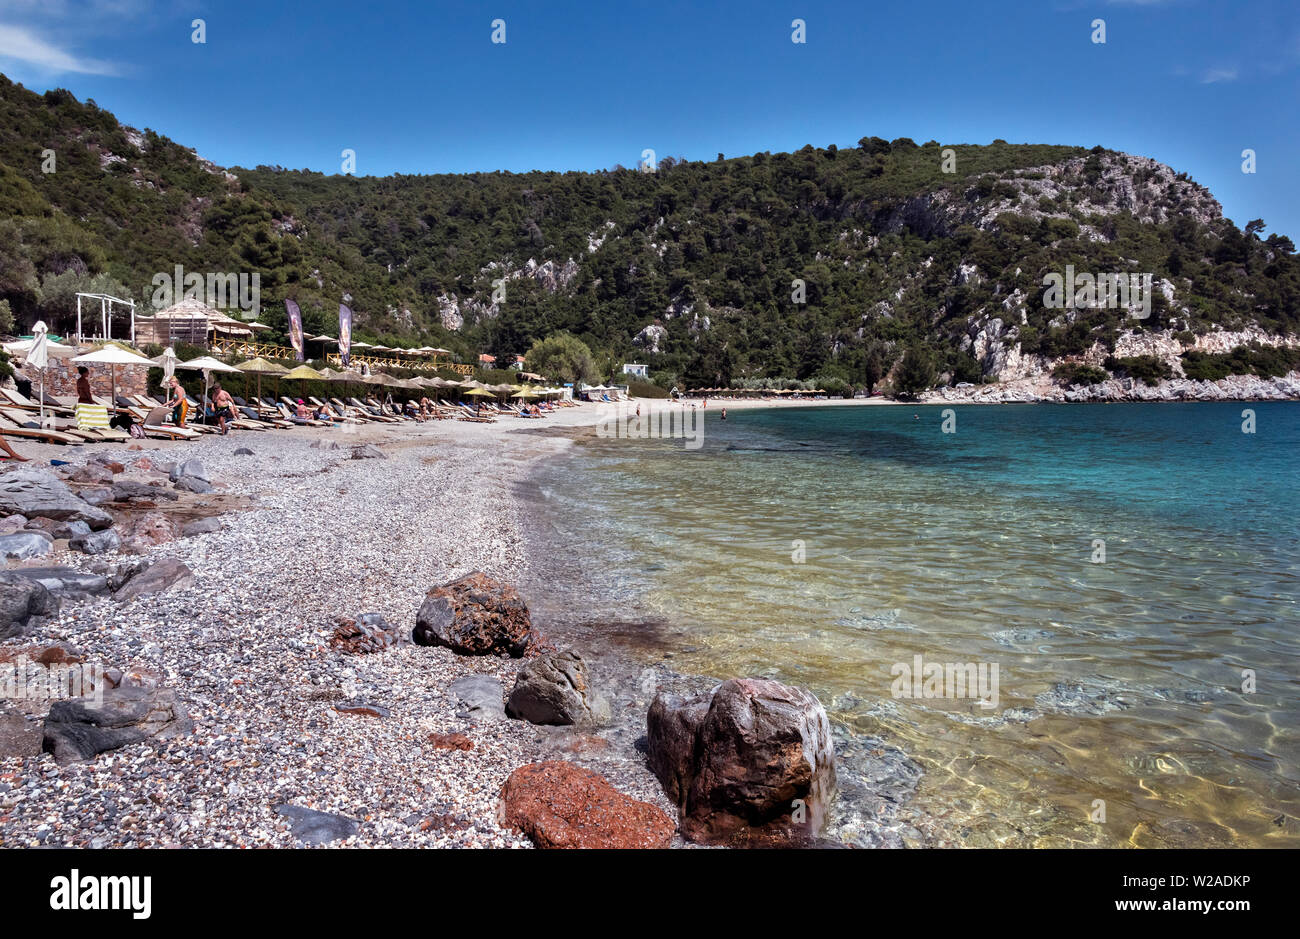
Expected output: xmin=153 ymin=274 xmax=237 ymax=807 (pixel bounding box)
xmin=17 ymin=360 xmax=151 ymax=401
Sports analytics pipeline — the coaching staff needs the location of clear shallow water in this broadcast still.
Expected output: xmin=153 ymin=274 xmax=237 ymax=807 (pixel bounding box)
xmin=529 ymin=402 xmax=1300 ymax=848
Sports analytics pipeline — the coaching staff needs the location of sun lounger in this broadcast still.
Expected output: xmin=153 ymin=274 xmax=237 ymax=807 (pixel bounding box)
xmin=0 ymin=414 xmax=82 ymax=445
xmin=0 ymin=387 xmax=73 ymax=415
xmin=138 ymin=406 xmax=202 ymax=440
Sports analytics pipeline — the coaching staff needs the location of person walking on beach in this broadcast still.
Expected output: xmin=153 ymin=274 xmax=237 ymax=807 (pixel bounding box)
xmin=210 ymin=382 xmax=236 ymax=435
xmin=75 ymin=366 xmax=94 ymax=404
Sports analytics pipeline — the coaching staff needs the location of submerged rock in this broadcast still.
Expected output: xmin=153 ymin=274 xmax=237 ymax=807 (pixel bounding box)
xmin=413 ymin=572 xmax=532 ymax=656
xmin=647 ymin=677 xmax=837 ymax=844
xmin=498 ymin=761 xmax=675 ymax=849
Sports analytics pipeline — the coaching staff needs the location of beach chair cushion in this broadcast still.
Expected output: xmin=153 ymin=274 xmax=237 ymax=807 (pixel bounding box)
xmin=75 ymin=403 xmax=111 ymax=431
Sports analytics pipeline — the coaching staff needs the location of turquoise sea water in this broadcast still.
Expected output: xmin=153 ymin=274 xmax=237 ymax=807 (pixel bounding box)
xmin=529 ymin=401 xmax=1300 ymax=847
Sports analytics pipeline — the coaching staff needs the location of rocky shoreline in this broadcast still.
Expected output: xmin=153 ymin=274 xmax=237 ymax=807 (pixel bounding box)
xmin=920 ymin=370 xmax=1300 ymax=404
xmin=0 ymin=415 xmax=933 ymax=848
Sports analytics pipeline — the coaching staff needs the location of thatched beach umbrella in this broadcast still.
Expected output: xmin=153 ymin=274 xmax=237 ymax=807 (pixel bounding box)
xmin=237 ymin=356 xmax=289 ymax=404
xmin=282 ymin=363 xmax=326 ymax=402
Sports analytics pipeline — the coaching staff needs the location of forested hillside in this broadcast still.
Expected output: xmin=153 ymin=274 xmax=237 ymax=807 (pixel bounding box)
xmin=2 ymin=75 xmax=1296 ymax=391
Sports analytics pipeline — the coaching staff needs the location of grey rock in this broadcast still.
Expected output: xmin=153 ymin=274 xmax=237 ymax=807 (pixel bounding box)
xmin=449 ymin=674 xmax=506 ymax=722
xmin=31 ymin=519 xmax=91 ymax=540
xmin=111 ymin=480 xmax=179 ymax=502
xmin=506 ymin=650 xmax=609 ymax=726
xmin=168 ymin=459 xmax=209 ymax=483
xmin=173 ymin=475 xmax=215 ymax=494
xmin=0 ymin=467 xmax=114 ymax=529
xmin=69 ymin=528 xmax=122 ymax=555
xmin=0 ymin=514 xmax=28 ymax=534
xmin=351 ymin=445 xmax=386 ymax=460
xmin=233 ymin=447 xmax=254 ymax=456
xmin=0 ymin=532 xmax=53 ymax=560
xmin=78 ymin=486 xmax=116 ymax=507
xmin=4 ymin=566 xmax=109 ymax=602
xmin=274 ymin=805 xmax=359 ymax=845
xmin=42 ymin=686 xmax=193 ymax=764
xmin=0 ymin=572 xmax=57 ymax=639
xmin=113 ymin=558 xmax=195 ymax=603
xmin=181 ymin=517 xmax=221 ymax=536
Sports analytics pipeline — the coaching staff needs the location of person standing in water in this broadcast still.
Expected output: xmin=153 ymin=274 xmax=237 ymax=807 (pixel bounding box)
xmin=721 ymin=407 xmax=728 ymax=420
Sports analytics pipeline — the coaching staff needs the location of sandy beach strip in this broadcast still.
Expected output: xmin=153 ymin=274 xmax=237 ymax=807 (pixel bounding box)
xmin=0 ymin=405 xmax=684 ymax=848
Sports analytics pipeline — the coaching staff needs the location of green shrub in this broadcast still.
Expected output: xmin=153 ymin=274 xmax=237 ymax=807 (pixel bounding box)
xmin=1103 ymin=354 xmax=1173 ymax=385
xmin=1051 ymin=362 xmax=1109 ymax=385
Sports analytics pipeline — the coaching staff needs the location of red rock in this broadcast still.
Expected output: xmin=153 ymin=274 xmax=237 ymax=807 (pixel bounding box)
xmin=128 ymin=444 xmax=142 ymax=451
xmin=329 ymin=614 xmax=403 ymax=654
xmin=418 ymin=813 xmax=469 ymax=833
xmin=104 ymin=461 xmax=125 ymax=474
xmin=498 ymin=761 xmax=675 ymax=849
xmin=0 ymin=642 xmax=85 ymax=666
xmin=126 ymin=512 xmax=176 ymax=546
xmin=133 ymin=458 xmax=152 ymax=470
xmin=427 ymin=732 xmax=474 ymax=750
xmin=413 ymin=571 xmax=533 ymax=657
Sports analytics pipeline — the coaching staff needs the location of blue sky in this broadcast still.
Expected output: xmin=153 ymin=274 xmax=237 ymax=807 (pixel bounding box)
xmin=2 ymin=0 xmax=1298 ymax=235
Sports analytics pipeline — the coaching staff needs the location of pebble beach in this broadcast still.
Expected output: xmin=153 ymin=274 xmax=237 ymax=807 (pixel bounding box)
xmin=0 ymin=407 xmax=686 ymax=848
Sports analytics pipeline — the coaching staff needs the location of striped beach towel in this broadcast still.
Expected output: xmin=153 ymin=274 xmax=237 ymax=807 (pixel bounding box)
xmin=74 ymin=403 xmax=110 ymax=430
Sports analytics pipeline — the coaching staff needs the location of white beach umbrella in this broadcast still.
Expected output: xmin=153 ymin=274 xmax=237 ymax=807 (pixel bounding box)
xmin=159 ymin=346 xmax=177 ymax=382
xmin=176 ymin=355 xmax=241 ymax=423
xmin=28 ymin=321 xmax=49 ymax=427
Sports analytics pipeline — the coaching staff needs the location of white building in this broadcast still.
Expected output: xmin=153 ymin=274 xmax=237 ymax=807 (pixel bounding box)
xmin=621 ymin=362 xmax=649 ymax=378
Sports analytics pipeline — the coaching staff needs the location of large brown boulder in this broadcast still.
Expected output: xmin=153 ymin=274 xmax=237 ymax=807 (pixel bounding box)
xmin=498 ymin=761 xmax=674 ymax=849
xmin=413 ymin=572 xmax=532 ymax=656
xmin=647 ymin=678 xmax=836 ymax=844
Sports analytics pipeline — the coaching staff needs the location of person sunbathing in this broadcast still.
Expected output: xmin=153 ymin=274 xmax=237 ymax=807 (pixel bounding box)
xmin=295 ymin=399 xmax=311 ymax=420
